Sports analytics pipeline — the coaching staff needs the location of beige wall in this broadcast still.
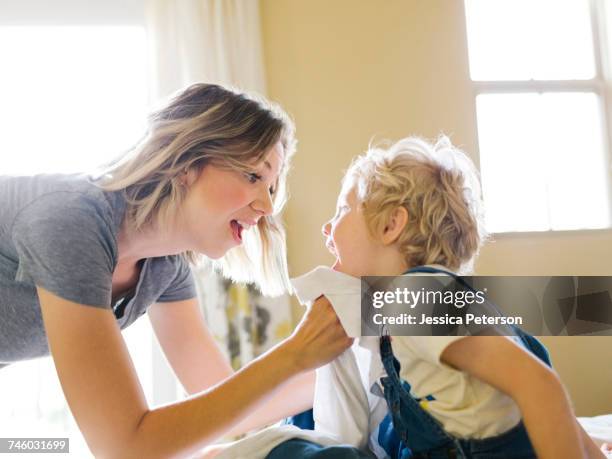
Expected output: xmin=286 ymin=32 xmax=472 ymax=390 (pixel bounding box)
xmin=261 ymin=0 xmax=612 ymax=416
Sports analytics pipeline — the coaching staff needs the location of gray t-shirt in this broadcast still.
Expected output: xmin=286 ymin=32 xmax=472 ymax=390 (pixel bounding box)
xmin=0 ymin=173 xmax=197 ymax=364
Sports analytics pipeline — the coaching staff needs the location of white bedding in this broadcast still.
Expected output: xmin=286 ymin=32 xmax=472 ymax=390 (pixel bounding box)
xmin=578 ymin=415 xmax=612 ymax=447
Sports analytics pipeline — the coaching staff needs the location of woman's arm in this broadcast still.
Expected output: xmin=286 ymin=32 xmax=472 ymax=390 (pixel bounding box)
xmin=37 ymin=287 xmax=347 ymax=459
xmin=440 ymin=336 xmax=591 ymax=459
xmin=148 ymin=298 xmax=315 ymax=435
xmin=225 ymin=370 xmax=314 ymax=436
xmin=147 ymin=299 xmax=234 ymax=395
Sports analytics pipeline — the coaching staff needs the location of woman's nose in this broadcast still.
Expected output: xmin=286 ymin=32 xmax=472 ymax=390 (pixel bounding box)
xmin=252 ymin=189 xmax=274 ymax=216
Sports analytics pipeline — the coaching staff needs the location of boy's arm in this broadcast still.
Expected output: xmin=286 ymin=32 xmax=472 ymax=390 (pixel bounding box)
xmin=440 ymin=336 xmax=591 ymax=459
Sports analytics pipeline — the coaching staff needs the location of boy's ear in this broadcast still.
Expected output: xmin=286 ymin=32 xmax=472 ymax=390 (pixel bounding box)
xmin=381 ymin=206 xmax=408 ymax=245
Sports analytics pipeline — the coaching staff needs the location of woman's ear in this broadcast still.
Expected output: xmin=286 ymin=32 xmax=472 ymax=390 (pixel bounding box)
xmin=381 ymin=206 xmax=408 ymax=245
xmin=180 ymin=166 xmax=201 ymax=187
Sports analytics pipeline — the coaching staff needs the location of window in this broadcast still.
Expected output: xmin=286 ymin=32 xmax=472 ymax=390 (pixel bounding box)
xmin=0 ymin=7 xmax=160 ymax=457
xmin=464 ymin=0 xmax=612 ymax=232
xmin=0 ymin=26 xmax=148 ymax=175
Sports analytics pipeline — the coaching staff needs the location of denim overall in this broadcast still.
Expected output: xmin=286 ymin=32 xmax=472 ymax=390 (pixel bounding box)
xmin=268 ymin=266 xmax=551 ymax=459
xmin=377 ymin=266 xmax=551 ymax=459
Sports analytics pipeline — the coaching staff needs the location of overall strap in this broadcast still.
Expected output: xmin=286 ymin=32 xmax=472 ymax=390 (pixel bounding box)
xmin=403 ymin=266 xmax=456 ymax=276
xmin=379 ymin=334 xmax=403 ymax=381
xmin=403 ymin=266 xmax=479 ymax=295
xmin=378 ymin=321 xmax=462 ymax=457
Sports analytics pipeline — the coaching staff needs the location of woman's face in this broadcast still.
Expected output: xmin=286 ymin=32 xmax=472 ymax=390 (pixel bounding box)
xmin=180 ymin=141 xmax=284 ymax=258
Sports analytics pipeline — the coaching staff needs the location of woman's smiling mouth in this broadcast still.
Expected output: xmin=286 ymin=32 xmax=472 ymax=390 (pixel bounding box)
xmin=230 ymin=220 xmax=243 ymax=243
xmin=230 ymin=219 xmax=257 ymax=243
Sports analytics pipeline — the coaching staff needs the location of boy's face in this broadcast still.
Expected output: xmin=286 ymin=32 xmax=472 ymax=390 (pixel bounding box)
xmin=322 ymin=183 xmax=381 ymax=277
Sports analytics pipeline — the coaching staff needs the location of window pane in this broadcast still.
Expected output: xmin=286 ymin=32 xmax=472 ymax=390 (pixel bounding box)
xmin=0 ymin=359 xmax=93 ymax=457
xmin=476 ymin=92 xmax=610 ymax=232
xmin=464 ymin=0 xmax=595 ymax=81
xmin=0 ymin=25 xmax=152 ymax=459
xmin=0 ymin=26 xmax=148 ymax=175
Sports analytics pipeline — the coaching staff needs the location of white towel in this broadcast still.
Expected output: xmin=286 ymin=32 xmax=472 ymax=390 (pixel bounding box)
xmin=291 ymin=265 xmax=363 ymax=338
xmin=212 ymin=266 xmax=384 ymax=459
xmin=293 ymin=267 xmax=388 ymax=446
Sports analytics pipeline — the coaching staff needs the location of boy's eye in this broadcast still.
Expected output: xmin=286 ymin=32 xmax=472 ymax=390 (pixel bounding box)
xmin=333 ymin=205 xmax=349 ymax=219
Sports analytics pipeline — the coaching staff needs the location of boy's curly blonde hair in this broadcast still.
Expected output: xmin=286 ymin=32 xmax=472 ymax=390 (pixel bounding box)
xmin=344 ymin=136 xmax=487 ymax=274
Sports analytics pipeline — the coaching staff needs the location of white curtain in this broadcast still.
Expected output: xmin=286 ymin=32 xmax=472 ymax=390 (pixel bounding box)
xmin=144 ymin=0 xmax=293 ymax=404
xmin=146 ymin=0 xmax=267 ymax=99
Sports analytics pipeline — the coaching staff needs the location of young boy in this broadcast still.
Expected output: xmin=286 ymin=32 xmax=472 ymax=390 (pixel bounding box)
xmin=208 ymin=136 xmax=604 ymax=459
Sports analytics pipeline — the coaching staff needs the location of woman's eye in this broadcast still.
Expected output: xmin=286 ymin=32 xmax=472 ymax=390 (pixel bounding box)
xmin=247 ymin=171 xmax=276 ymax=195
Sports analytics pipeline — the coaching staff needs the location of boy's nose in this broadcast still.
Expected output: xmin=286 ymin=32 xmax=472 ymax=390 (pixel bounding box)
xmin=321 ymin=221 xmax=331 ymax=237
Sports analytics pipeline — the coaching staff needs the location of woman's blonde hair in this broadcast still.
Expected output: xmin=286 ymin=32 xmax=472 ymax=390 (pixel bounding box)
xmin=96 ymin=83 xmax=297 ymax=296
xmin=344 ymin=136 xmax=487 ymax=274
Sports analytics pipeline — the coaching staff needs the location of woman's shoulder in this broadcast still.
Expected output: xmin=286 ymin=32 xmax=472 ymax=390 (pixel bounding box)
xmin=7 ymin=173 xmax=125 ymax=230
xmin=4 ymin=174 xmax=126 ymax=307
xmin=147 ymin=253 xmax=192 ymax=277
xmin=146 ymin=254 xmax=196 ymax=303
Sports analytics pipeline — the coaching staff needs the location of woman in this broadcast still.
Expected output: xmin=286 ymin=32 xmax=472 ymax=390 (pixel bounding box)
xmin=0 ymin=84 xmax=352 ymax=458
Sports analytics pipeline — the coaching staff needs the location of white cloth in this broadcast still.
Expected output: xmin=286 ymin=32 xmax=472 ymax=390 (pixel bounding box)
xmin=292 ymin=267 xmax=374 ymax=451
xmin=293 ymin=266 xmax=390 ymax=454
xmin=291 ymin=265 xmax=363 ymax=337
xmin=578 ymin=415 xmax=612 ymax=447
xmin=212 ymin=424 xmax=360 ymax=459
xmin=212 ymin=266 xmax=378 ymax=458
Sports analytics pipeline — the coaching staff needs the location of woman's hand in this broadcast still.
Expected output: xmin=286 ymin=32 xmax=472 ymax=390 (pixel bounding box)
xmin=283 ymin=295 xmax=353 ymax=373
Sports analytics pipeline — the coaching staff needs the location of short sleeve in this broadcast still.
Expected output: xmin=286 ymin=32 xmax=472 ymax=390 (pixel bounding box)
xmin=395 ymin=336 xmax=467 ymax=365
xmin=12 ymin=192 xmax=116 ymax=308
xmin=156 ymin=256 xmax=197 ymax=303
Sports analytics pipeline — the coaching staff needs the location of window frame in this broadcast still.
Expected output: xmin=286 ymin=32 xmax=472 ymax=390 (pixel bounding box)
xmin=466 ymin=0 xmax=612 ymax=234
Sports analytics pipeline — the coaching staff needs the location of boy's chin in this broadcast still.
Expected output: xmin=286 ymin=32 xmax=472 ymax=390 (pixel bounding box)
xmin=331 ymin=260 xmax=358 ymax=276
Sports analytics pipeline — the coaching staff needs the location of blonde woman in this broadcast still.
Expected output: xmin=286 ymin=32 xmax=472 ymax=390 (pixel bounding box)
xmin=0 ymin=84 xmax=352 ymax=458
